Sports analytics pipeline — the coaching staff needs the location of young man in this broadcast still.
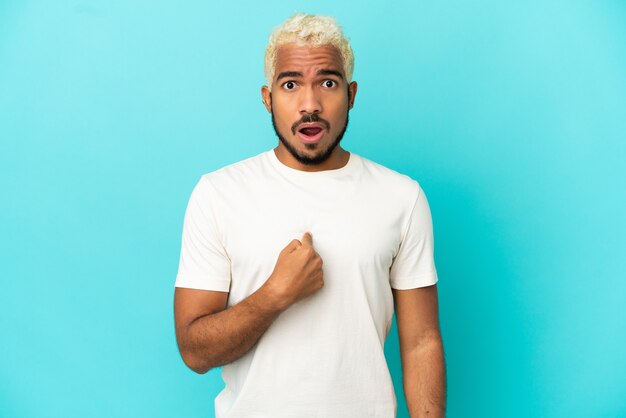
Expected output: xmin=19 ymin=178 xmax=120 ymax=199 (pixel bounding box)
xmin=174 ymin=13 xmax=446 ymax=418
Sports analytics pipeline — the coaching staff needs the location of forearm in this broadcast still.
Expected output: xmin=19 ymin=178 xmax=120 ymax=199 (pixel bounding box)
xmin=180 ymin=283 xmax=285 ymax=373
xmin=402 ymin=336 xmax=447 ymax=418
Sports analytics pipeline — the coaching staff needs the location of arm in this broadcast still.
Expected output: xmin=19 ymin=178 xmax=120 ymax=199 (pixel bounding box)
xmin=174 ymin=282 xmax=285 ymax=374
xmin=393 ymin=284 xmax=446 ymax=418
xmin=174 ymin=232 xmax=324 ymax=374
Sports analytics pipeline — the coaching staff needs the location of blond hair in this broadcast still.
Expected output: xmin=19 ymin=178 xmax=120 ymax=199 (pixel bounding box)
xmin=264 ymin=13 xmax=354 ymax=91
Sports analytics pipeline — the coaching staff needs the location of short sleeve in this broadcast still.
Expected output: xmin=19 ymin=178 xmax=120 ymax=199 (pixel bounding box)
xmin=175 ymin=176 xmax=231 ymax=292
xmin=389 ymin=184 xmax=439 ymax=290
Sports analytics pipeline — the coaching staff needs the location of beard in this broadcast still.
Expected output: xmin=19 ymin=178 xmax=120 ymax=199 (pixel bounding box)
xmin=270 ymin=106 xmax=350 ymax=166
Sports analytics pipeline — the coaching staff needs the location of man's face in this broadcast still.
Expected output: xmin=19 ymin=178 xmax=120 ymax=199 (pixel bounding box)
xmin=262 ymin=43 xmax=357 ymax=166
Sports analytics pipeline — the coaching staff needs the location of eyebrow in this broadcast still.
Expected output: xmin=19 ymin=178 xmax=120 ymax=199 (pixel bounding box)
xmin=275 ymin=69 xmax=345 ymax=82
xmin=317 ymin=69 xmax=344 ymax=79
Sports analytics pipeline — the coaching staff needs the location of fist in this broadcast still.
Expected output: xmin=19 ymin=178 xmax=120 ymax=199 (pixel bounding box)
xmin=265 ymin=232 xmax=324 ymax=309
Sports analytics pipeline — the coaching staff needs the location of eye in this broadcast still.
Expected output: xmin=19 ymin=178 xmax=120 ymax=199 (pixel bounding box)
xmin=322 ymin=79 xmax=336 ymax=88
xmin=282 ymin=81 xmax=297 ymax=90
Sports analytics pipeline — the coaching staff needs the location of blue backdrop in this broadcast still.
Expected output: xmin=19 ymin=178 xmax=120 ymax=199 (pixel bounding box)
xmin=1 ymin=1 xmax=624 ymax=417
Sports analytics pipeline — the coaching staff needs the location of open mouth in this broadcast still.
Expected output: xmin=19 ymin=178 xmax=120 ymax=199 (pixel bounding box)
xmin=296 ymin=124 xmax=326 ymax=143
xmin=300 ymin=127 xmax=323 ymax=137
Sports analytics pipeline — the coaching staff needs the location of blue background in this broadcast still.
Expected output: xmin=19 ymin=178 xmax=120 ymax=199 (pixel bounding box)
xmin=1 ymin=1 xmax=625 ymax=417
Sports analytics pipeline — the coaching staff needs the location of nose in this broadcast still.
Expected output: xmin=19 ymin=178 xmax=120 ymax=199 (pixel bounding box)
xmin=299 ymin=85 xmax=322 ymax=115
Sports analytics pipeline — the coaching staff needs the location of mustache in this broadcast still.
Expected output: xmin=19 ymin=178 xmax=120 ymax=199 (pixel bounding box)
xmin=291 ymin=113 xmax=331 ymax=135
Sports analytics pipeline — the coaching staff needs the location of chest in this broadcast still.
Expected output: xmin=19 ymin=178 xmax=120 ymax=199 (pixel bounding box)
xmin=218 ymin=182 xmax=405 ymax=305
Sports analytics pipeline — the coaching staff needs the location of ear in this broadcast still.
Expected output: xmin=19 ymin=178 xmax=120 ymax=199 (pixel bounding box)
xmin=348 ymin=81 xmax=358 ymax=109
xmin=261 ymin=85 xmax=272 ymax=113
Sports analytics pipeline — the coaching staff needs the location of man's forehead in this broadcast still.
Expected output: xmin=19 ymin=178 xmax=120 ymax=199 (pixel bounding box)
xmin=274 ymin=43 xmax=344 ymax=73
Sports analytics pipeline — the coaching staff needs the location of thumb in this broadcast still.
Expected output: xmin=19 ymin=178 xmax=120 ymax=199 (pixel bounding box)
xmin=301 ymin=231 xmax=313 ymax=247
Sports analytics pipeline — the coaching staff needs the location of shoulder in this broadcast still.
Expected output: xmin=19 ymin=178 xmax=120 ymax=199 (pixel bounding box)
xmin=357 ymin=153 xmax=422 ymax=201
xmin=199 ymin=150 xmax=268 ymax=189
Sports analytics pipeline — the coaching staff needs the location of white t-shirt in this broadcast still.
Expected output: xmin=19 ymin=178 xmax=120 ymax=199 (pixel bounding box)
xmin=175 ymin=149 xmax=438 ymax=418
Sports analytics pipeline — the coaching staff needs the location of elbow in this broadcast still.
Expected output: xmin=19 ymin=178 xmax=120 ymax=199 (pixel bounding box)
xmin=191 ymin=365 xmax=211 ymax=375
xmin=180 ymin=350 xmax=213 ymax=375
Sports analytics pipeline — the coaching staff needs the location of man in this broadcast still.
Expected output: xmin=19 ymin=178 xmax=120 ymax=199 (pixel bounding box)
xmin=174 ymin=12 xmax=446 ymax=418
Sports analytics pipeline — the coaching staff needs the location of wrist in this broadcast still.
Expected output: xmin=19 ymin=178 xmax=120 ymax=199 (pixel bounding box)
xmin=257 ymin=280 xmax=289 ymax=313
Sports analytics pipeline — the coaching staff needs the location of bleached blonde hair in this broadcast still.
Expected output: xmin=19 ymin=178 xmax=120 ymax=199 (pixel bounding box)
xmin=264 ymin=12 xmax=354 ymax=91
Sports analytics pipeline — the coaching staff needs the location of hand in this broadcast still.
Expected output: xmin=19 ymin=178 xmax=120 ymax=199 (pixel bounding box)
xmin=264 ymin=232 xmax=324 ymax=310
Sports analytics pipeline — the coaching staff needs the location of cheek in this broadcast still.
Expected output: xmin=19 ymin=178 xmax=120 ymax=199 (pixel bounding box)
xmin=272 ymin=104 xmax=296 ymax=133
xmin=326 ymin=92 xmax=349 ymax=110
xmin=272 ymin=96 xmax=296 ymax=118
xmin=272 ymin=92 xmax=296 ymax=108
xmin=327 ymin=102 xmax=348 ymax=127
